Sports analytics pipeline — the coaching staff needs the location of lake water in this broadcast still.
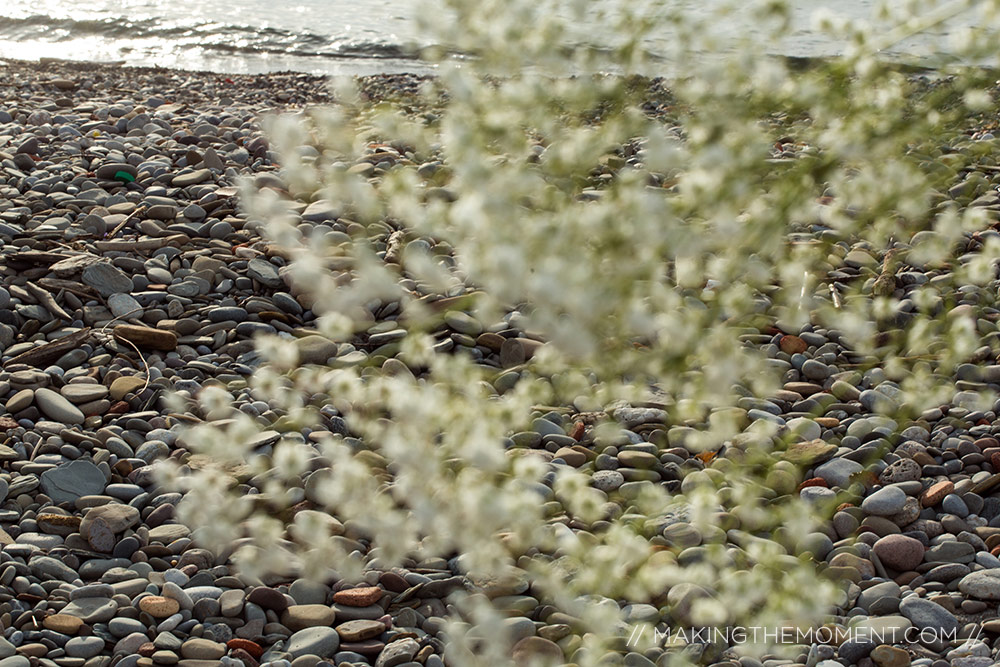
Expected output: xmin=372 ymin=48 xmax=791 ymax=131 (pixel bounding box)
xmin=0 ymin=0 xmax=992 ymax=75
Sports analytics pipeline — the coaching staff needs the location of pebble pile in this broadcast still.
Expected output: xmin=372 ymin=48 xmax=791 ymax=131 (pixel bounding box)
xmin=1 ymin=57 xmax=1000 ymax=667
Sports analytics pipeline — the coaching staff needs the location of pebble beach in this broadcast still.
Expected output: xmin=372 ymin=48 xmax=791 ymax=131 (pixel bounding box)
xmin=2 ymin=55 xmax=1000 ymax=667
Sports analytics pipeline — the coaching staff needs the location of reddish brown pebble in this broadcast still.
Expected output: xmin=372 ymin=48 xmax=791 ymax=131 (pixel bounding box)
xmin=991 ymin=452 xmax=1000 ymax=471
xmin=227 ymin=639 xmax=264 ymax=659
xmin=783 ymin=381 xmax=824 ymax=396
xmin=835 ymin=503 xmax=855 ymax=512
xmin=569 ymin=421 xmax=585 ymax=441
xmin=798 ymin=477 xmax=828 ymax=491
xmin=921 ymin=480 xmax=954 ymax=507
xmin=976 ymin=437 xmax=1000 ymax=450
xmin=872 ymin=534 xmax=925 ymax=571
xmin=0 ymin=417 xmax=18 ymax=431
xmin=108 ymin=401 xmax=130 ymax=414
xmin=138 ymin=643 xmax=156 ymax=657
xmin=332 ymin=586 xmax=383 ymax=607
xmin=779 ymin=335 xmax=808 ymax=354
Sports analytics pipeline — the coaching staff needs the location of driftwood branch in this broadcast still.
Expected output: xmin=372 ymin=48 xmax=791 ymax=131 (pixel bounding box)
xmin=4 ymin=328 xmax=92 ymax=368
xmin=25 ymin=282 xmax=72 ymax=322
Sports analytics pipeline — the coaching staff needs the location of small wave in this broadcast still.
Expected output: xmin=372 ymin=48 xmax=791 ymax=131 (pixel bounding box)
xmin=202 ymin=38 xmax=420 ymax=61
xmin=0 ymin=14 xmax=200 ymax=40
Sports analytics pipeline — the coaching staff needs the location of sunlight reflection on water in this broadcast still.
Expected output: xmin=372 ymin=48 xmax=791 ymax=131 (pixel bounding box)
xmin=0 ymin=0 xmax=991 ymax=74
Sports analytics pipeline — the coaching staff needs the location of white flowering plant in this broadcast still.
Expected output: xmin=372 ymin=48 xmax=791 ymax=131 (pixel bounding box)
xmin=162 ymin=0 xmax=1000 ymax=665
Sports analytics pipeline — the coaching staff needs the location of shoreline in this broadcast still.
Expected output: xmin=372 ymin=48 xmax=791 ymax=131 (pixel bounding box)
xmin=0 ymin=53 xmax=437 ymax=81
xmin=2 ymin=52 xmax=992 ymax=87
xmin=0 ymin=57 xmax=448 ymax=118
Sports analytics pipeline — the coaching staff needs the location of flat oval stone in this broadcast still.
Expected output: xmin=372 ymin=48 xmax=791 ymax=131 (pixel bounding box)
xmin=61 ymin=598 xmax=118 ymax=623
xmin=815 ymin=458 xmax=864 ymax=488
xmin=172 ymin=168 xmax=212 ymax=187
xmin=96 ymin=163 xmax=138 ymax=180
xmin=335 ymin=619 xmax=385 ymax=642
xmin=301 ymin=199 xmax=337 ymax=222
xmin=294 ymin=335 xmax=338 ymax=365
xmin=208 ymin=307 xmax=248 ymax=323
xmin=925 ymin=541 xmax=974 ymax=564
xmin=147 ymin=524 xmax=190 ymax=542
xmin=109 ymin=376 xmax=146 ymax=400
xmin=180 ymin=638 xmax=226 ymax=660
xmin=924 ymin=563 xmax=969 ymax=583
xmin=285 ymin=627 xmax=341 ymax=659
xmin=246 ymin=587 xmax=287 ymax=611
xmin=941 ymin=494 xmax=969 ymax=518
xmin=64 ymin=636 xmax=105 ymax=659
xmin=109 ymin=617 xmax=146 ymax=638
xmin=862 ymin=486 xmax=908 ymax=516
xmin=139 ymin=596 xmax=180 ymax=618
xmin=6 ymin=388 xmax=34 ymax=413
xmin=42 ymin=613 xmax=84 ymax=634
xmin=444 ymin=310 xmax=483 ymax=336
xmin=60 ymin=384 xmax=109 ymax=404
xmin=108 ymin=293 xmax=142 ymax=319
xmin=34 ymin=388 xmax=84 ymax=424
xmin=280 ymin=604 xmax=336 ymax=631
xmin=898 ymin=595 xmax=958 ymax=633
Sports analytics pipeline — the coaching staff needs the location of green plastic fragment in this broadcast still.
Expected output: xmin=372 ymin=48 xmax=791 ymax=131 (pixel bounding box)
xmin=114 ymin=170 xmax=135 ymax=182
